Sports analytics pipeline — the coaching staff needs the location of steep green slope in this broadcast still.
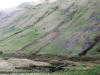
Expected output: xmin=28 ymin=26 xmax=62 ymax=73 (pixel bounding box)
xmin=0 ymin=0 xmax=100 ymax=58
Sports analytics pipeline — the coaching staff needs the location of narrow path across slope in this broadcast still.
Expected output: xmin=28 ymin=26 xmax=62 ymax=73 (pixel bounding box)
xmin=17 ymin=21 xmax=66 ymax=53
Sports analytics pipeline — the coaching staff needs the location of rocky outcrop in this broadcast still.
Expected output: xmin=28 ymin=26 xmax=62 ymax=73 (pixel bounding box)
xmin=0 ymin=60 xmax=14 ymax=72
xmin=7 ymin=58 xmax=51 ymax=68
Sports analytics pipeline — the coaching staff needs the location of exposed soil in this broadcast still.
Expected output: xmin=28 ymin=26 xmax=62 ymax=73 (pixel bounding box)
xmin=3 ymin=53 xmax=99 ymax=63
xmin=69 ymin=56 xmax=97 ymax=62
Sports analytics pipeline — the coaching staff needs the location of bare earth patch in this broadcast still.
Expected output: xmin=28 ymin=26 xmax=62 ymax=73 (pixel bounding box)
xmin=0 ymin=60 xmax=14 ymax=72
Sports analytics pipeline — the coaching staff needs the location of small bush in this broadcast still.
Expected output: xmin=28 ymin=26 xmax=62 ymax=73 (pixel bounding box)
xmin=0 ymin=51 xmax=3 ymax=55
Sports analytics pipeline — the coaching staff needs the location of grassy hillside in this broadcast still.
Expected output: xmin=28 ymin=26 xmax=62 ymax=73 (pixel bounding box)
xmin=0 ymin=0 xmax=100 ymax=58
xmin=0 ymin=0 xmax=100 ymax=74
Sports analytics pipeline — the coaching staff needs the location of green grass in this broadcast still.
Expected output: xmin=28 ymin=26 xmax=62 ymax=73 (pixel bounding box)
xmin=65 ymin=67 xmax=100 ymax=75
xmin=0 ymin=26 xmax=44 ymax=54
xmin=0 ymin=0 xmax=100 ymax=57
